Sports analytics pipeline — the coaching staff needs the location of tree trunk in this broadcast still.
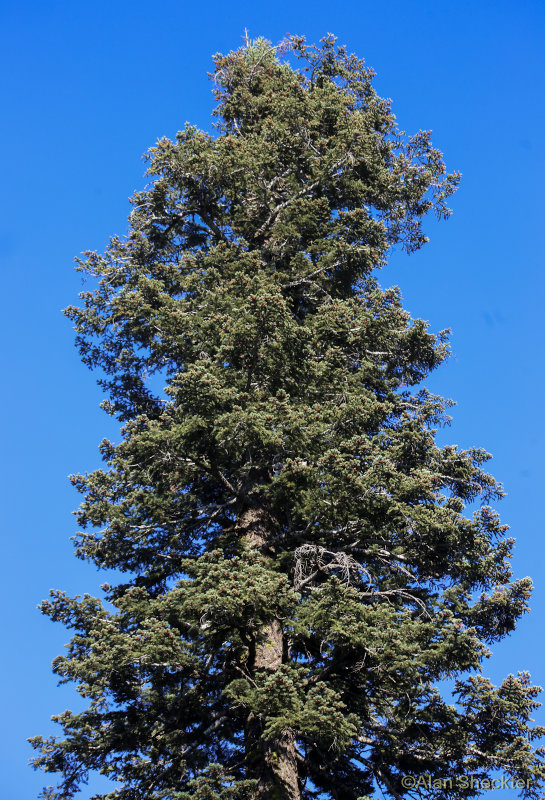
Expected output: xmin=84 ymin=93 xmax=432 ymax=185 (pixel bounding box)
xmin=240 ymin=505 xmax=301 ymax=800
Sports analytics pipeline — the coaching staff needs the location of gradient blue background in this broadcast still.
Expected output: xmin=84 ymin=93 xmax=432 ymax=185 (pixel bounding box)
xmin=2 ymin=1 xmax=544 ymax=797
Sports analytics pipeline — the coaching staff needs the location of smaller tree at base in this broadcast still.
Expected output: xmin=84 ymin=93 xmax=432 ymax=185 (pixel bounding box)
xmin=30 ymin=35 xmax=545 ymax=800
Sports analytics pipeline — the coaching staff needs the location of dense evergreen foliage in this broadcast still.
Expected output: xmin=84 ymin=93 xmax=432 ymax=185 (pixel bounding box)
xmin=31 ymin=35 xmax=544 ymax=800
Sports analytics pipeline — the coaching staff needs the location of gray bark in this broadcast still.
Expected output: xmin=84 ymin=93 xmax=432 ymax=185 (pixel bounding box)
xmin=239 ymin=504 xmax=301 ymax=800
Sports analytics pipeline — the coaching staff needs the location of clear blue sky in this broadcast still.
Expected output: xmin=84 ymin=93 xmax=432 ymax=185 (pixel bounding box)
xmin=2 ymin=1 xmax=544 ymax=797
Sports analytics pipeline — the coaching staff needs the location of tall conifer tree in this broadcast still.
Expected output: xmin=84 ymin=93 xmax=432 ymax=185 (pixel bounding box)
xmin=31 ymin=35 xmax=544 ymax=800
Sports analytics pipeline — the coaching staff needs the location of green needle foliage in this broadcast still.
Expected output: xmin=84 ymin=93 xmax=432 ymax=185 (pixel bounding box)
xmin=31 ymin=34 xmax=544 ymax=800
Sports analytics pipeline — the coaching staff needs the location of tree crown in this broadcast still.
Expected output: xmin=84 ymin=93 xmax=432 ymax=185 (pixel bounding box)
xmin=30 ymin=35 xmax=544 ymax=800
